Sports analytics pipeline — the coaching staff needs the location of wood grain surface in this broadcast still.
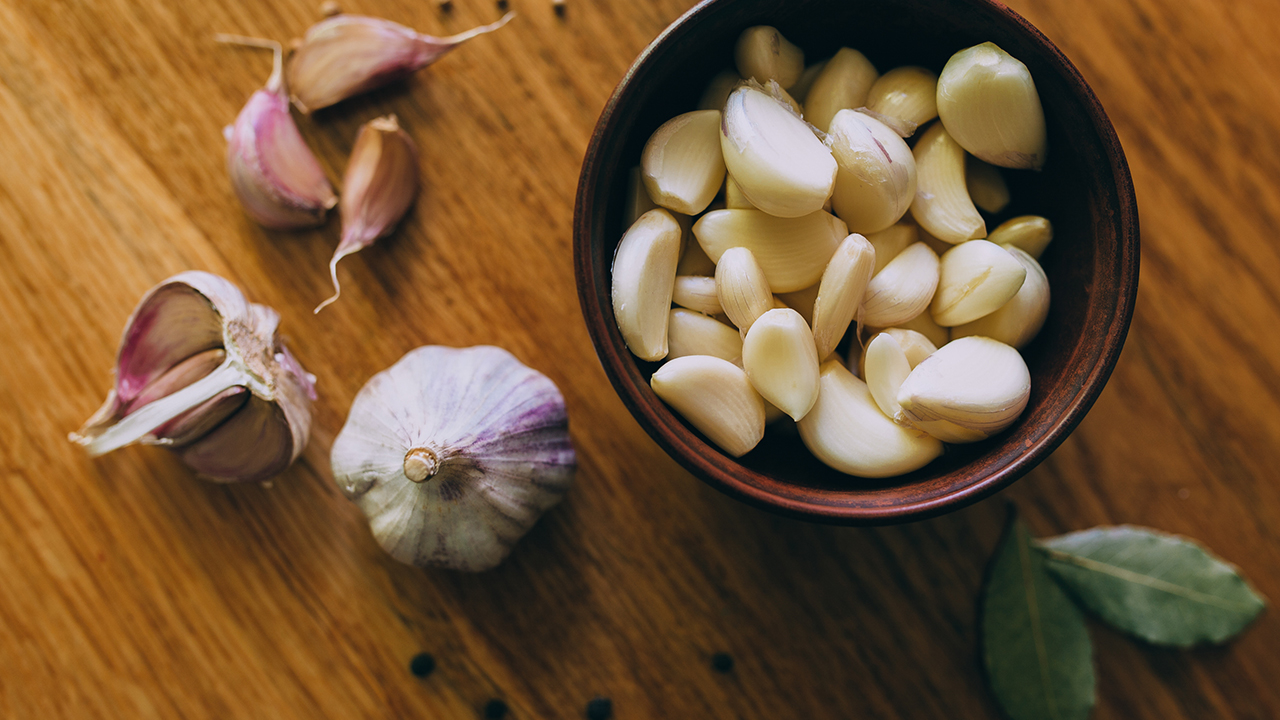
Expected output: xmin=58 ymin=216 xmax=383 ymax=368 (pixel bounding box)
xmin=0 ymin=0 xmax=1277 ymax=718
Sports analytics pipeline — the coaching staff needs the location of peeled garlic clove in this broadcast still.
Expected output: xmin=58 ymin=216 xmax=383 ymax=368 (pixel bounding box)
xmin=803 ymin=47 xmax=879 ymax=133
xmin=893 ymin=310 xmax=950 ymax=348
xmin=789 ymin=59 xmax=828 ymax=104
xmin=953 ymin=246 xmax=1049 ymax=348
xmin=693 ymin=208 xmax=847 ymax=292
xmin=716 ymin=247 xmax=774 ymax=334
xmin=909 ymin=121 xmax=986 ymax=245
xmin=699 ymin=69 xmax=742 ymax=111
xmin=988 ymin=215 xmax=1054 ymax=259
xmin=966 ymin=156 xmax=1010 ymax=214
xmin=798 ymin=360 xmax=942 ymax=477
xmin=676 ymin=236 xmax=717 ymax=276
xmin=827 ymin=109 xmax=917 ymax=234
xmin=863 ymin=332 xmax=912 ymax=421
xmin=316 ymin=115 xmax=420 ymax=313
xmin=860 ymin=242 xmax=939 ymax=327
xmin=724 ymin=174 xmax=755 ymax=209
xmin=812 ymin=233 xmax=875 ymax=359
xmin=71 ymin=272 xmax=315 ymax=483
xmin=651 ymin=355 xmax=766 ymax=457
xmin=932 ymin=239 xmax=1026 ymax=326
xmin=859 ymin=327 xmax=939 ymax=378
xmin=897 ymin=336 xmax=1030 ymax=439
xmin=720 ymin=86 xmax=837 ymax=218
xmin=667 ymin=309 xmax=743 ymax=362
xmin=624 ymin=165 xmax=659 ymax=226
xmin=741 ymin=308 xmax=821 ymax=421
xmin=641 ymin=110 xmax=727 ymax=215
xmin=219 ymin=38 xmax=338 ymax=230
xmin=865 ymin=66 xmax=938 ymax=137
xmin=866 ymin=222 xmax=917 ymax=276
xmin=672 ymin=275 xmax=723 ymax=316
xmin=776 ymin=282 xmax=820 ymax=327
xmin=286 ymin=12 xmax=514 ymax=113
xmin=734 ymin=26 xmax=804 ymax=89
xmin=332 ymin=346 xmax=574 ymax=571
xmin=937 ymin=42 xmax=1047 ymax=170
xmin=611 ymin=208 xmax=682 ymax=361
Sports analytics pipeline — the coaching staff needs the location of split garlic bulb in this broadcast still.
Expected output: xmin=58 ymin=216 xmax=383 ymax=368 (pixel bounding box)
xmin=331 ymin=346 xmax=576 ymax=572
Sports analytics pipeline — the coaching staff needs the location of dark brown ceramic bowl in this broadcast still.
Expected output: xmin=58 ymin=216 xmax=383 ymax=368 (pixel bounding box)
xmin=574 ymin=0 xmax=1139 ymax=524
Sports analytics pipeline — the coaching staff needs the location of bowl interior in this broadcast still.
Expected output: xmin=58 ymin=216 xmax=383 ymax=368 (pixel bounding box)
xmin=575 ymin=0 xmax=1138 ymax=524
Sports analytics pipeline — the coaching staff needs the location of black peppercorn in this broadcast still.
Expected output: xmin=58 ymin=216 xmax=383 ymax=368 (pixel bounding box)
xmin=585 ymin=696 xmax=612 ymax=720
xmin=483 ymin=699 xmax=508 ymax=719
xmin=711 ymin=652 xmax=734 ymax=673
xmin=409 ymin=653 xmax=435 ymax=678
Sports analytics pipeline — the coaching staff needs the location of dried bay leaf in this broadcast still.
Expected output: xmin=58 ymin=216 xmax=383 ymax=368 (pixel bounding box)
xmin=1038 ymin=526 xmax=1267 ymax=647
xmin=982 ymin=513 xmax=1094 ymax=720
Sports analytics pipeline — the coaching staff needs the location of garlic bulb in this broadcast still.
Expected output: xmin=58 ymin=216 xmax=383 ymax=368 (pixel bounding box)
xmin=331 ymin=346 xmax=575 ymax=572
xmin=71 ymin=272 xmax=315 ymax=482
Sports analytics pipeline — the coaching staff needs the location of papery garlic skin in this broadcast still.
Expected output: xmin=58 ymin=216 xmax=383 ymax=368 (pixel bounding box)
xmin=827 ymin=109 xmax=917 ymax=234
xmin=332 ymin=346 xmax=575 ymax=572
xmin=936 ymin=42 xmax=1047 ymax=170
xmin=651 ymin=355 xmax=765 ymax=458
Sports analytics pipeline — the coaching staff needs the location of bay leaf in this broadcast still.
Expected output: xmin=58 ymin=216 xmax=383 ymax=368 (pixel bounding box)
xmin=1037 ymin=525 xmax=1267 ymax=647
xmin=982 ymin=513 xmax=1094 ymax=720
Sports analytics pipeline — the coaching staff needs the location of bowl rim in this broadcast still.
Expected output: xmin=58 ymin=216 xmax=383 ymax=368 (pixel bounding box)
xmin=573 ymin=0 xmax=1140 ymax=525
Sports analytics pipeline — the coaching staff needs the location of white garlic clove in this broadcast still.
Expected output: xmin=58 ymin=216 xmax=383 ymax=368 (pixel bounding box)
xmin=651 ymin=355 xmax=766 ymax=457
xmin=741 ymin=308 xmax=821 ymax=421
xmin=863 ymin=332 xmax=912 ymax=422
xmin=802 ymin=47 xmax=879 ymax=133
xmin=860 ymin=241 xmax=939 ymax=328
xmin=859 ymin=327 xmax=939 ymax=378
xmin=642 ymin=110 xmax=727 ymax=215
xmin=715 ymin=247 xmax=774 ymax=334
xmin=667 ymin=309 xmax=743 ymax=362
xmin=897 ymin=336 xmax=1030 ymax=439
xmin=865 ymin=222 xmax=918 ymax=276
xmin=675 ymin=235 xmax=717 ymax=276
xmin=789 ymin=59 xmax=828 ymax=104
xmin=624 ymin=165 xmax=659 ymax=226
xmin=672 ymin=275 xmax=723 ymax=316
xmin=988 ymin=215 xmax=1054 ymax=259
xmin=699 ymin=69 xmax=742 ymax=112
xmin=936 ymin=42 xmax=1047 ymax=170
xmin=932 ymin=239 xmax=1027 ymax=326
xmin=952 ymin=246 xmax=1050 ymax=348
xmin=871 ymin=309 xmax=951 ymax=350
xmin=966 ymin=156 xmax=1010 ymax=214
xmin=720 ymin=86 xmax=837 ymax=218
xmin=692 ymin=208 xmax=847 ymax=292
xmin=331 ymin=345 xmax=575 ymax=572
xmin=611 ymin=208 xmax=682 ymax=361
xmin=723 ymin=174 xmax=755 ymax=209
xmin=909 ymin=121 xmax=986 ymax=245
xmin=798 ymin=360 xmax=942 ymax=477
xmin=733 ymin=26 xmax=804 ymax=89
xmin=811 ymin=233 xmax=876 ymax=359
xmin=827 ymin=110 xmax=917 ymax=234
xmin=775 ymin=282 xmax=820 ymax=327
xmin=865 ymin=66 xmax=938 ymax=137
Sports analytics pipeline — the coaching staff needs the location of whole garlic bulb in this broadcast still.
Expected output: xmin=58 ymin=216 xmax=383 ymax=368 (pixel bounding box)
xmin=331 ymin=346 xmax=576 ymax=572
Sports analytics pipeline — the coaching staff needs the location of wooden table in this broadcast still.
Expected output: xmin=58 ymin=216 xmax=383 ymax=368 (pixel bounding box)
xmin=2 ymin=0 xmax=1277 ymax=717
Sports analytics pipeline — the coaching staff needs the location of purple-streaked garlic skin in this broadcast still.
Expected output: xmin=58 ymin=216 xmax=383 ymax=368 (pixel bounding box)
xmin=331 ymin=345 xmax=575 ymax=572
xmin=286 ymin=12 xmax=515 ymax=113
xmin=72 ymin=271 xmax=315 ymax=483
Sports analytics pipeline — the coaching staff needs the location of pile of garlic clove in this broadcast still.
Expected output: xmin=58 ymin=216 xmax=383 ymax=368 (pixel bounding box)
xmin=611 ymin=26 xmax=1056 ymax=478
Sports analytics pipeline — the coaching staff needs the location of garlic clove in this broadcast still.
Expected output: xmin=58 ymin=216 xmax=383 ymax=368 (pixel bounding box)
xmin=624 ymin=165 xmax=659 ymax=226
xmin=692 ymin=208 xmax=847 ymax=292
xmin=966 ymin=156 xmax=1010 ymax=214
xmin=331 ymin=345 xmax=575 ymax=571
xmin=667 ymin=309 xmax=743 ymax=362
xmin=798 ymin=360 xmax=942 ymax=477
xmin=724 ymin=174 xmax=755 ymax=210
xmin=741 ymin=308 xmax=821 ymax=421
xmin=827 ymin=109 xmax=917 ymax=234
xmin=952 ymin=246 xmax=1050 ymax=348
xmin=720 ymin=86 xmax=837 ymax=219
xmin=651 ymin=355 xmax=766 ymax=457
xmin=676 ymin=235 xmax=717 ymax=276
xmin=789 ymin=59 xmax=828 ymax=104
xmin=672 ymin=275 xmax=723 ymax=316
xmin=988 ymin=214 xmax=1054 ymax=259
xmin=715 ymin=247 xmax=774 ymax=334
xmin=803 ymin=47 xmax=879 ymax=133
xmin=932 ymin=239 xmax=1026 ymax=326
xmin=286 ymin=12 xmax=514 ymax=113
xmin=863 ymin=332 xmax=912 ymax=422
xmin=860 ymin=241 xmax=939 ymax=328
xmin=699 ymin=69 xmax=742 ymax=111
xmin=897 ymin=336 xmax=1030 ymax=439
xmin=866 ymin=222 xmax=917 ymax=276
xmin=936 ymin=42 xmax=1047 ymax=170
xmin=733 ymin=26 xmax=804 ymax=89
xmin=811 ymin=233 xmax=875 ymax=359
xmin=317 ymin=115 xmax=420 ymax=313
xmin=642 ymin=110 xmax=726 ymax=215
xmin=611 ymin=208 xmax=682 ymax=361
xmin=865 ymin=66 xmax=938 ymax=137
xmin=909 ymin=121 xmax=986 ymax=245
xmin=859 ymin=327 xmax=939 ymax=378
xmin=775 ymin=282 xmax=820 ymax=327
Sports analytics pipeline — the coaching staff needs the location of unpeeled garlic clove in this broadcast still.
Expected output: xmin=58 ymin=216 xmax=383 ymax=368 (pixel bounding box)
xmin=860 ymin=241 xmax=939 ymax=327
xmin=286 ymin=12 xmax=514 ymax=113
xmin=798 ymin=360 xmax=942 ymax=477
xmin=624 ymin=165 xmax=659 ymax=226
xmin=693 ymin=208 xmax=847 ymax=292
xmin=966 ymin=156 xmax=1010 ymax=214
xmin=897 ymin=336 xmax=1030 ymax=440
xmin=931 ymin=239 xmax=1026 ymax=326
xmin=672 ymin=275 xmax=723 ymax=316
xmin=642 ymin=110 xmax=727 ymax=215
xmin=936 ymin=42 xmax=1047 ymax=170
xmin=667 ymin=309 xmax=743 ymax=362
xmin=811 ymin=233 xmax=875 ymax=359
xmin=865 ymin=66 xmax=938 ymax=137
xmin=715 ymin=247 xmax=774 ymax=334
xmin=988 ymin=215 xmax=1054 ymax=259
xmin=741 ymin=308 xmax=821 ymax=421
xmin=734 ymin=26 xmax=804 ymax=89
xmin=803 ymin=47 xmax=879 ymax=133
xmin=909 ymin=121 xmax=986 ymax=244
xmin=952 ymin=246 xmax=1049 ymax=348
xmin=827 ymin=110 xmax=917 ymax=234
xmin=866 ymin=222 xmax=917 ymax=276
xmin=699 ymin=69 xmax=742 ymax=111
xmin=316 ymin=115 xmax=420 ymax=313
xmin=611 ymin=208 xmax=682 ymax=361
xmin=720 ymin=86 xmax=837 ymax=218
xmin=651 ymin=355 xmax=766 ymax=457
